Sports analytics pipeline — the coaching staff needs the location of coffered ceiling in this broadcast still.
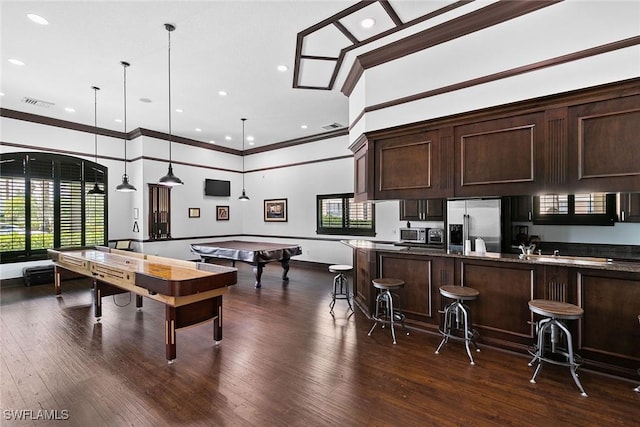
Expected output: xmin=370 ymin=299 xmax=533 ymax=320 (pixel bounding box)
xmin=1 ymin=0 xmax=500 ymax=151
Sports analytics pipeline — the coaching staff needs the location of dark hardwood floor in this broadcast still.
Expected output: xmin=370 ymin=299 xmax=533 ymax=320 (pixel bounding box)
xmin=1 ymin=262 xmax=639 ymax=426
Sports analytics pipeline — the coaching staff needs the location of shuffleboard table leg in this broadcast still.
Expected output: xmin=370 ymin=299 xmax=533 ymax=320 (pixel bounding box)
xmin=54 ymin=266 xmax=62 ymax=297
xmin=165 ymin=306 xmax=177 ymax=363
xmin=93 ymin=279 xmax=102 ymax=322
xmin=136 ymin=295 xmax=143 ymax=311
xmin=213 ymin=296 xmax=223 ymax=343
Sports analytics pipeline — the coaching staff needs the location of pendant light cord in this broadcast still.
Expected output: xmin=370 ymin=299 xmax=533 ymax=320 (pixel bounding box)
xmin=167 ymin=24 xmax=173 ymax=164
xmin=122 ymin=61 xmax=129 ymax=176
xmin=242 ymin=118 xmax=246 ymax=188
xmin=93 ymin=86 xmax=99 ymax=164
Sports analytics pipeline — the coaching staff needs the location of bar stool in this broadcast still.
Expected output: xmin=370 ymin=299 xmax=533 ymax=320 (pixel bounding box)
xmin=435 ymin=285 xmax=480 ymax=365
xmin=528 ymin=299 xmax=587 ymax=397
xmin=367 ymin=278 xmax=409 ymax=344
xmin=328 ymin=264 xmax=353 ymax=314
xmin=635 ymin=314 xmax=640 ymax=393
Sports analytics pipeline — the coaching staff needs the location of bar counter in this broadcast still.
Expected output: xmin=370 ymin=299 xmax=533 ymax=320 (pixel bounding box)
xmin=341 ymin=240 xmax=640 ymax=273
xmin=342 ymin=239 xmax=640 ymax=380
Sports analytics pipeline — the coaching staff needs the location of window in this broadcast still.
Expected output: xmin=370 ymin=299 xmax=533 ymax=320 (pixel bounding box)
xmin=0 ymin=152 xmax=107 ymax=262
xmin=533 ymin=193 xmax=615 ymax=226
xmin=316 ymin=193 xmax=375 ymax=236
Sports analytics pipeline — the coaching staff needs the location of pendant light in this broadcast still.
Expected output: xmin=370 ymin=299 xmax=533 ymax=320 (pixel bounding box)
xmin=158 ymin=23 xmax=183 ymax=186
xmin=238 ymin=118 xmax=249 ymax=201
xmin=116 ymin=61 xmax=136 ymax=192
xmin=87 ymin=85 xmax=105 ymax=196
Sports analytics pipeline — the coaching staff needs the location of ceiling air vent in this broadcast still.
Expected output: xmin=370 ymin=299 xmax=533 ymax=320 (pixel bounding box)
xmin=322 ymin=122 xmax=343 ymax=130
xmin=22 ymin=97 xmax=55 ymax=108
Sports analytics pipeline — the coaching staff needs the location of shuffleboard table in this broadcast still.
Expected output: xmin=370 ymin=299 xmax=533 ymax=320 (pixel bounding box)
xmin=190 ymin=240 xmax=302 ymax=288
xmin=48 ymin=247 xmax=237 ymax=363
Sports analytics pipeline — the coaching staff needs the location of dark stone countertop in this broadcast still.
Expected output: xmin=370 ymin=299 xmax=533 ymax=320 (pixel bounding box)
xmin=341 ymin=240 xmax=640 ymax=274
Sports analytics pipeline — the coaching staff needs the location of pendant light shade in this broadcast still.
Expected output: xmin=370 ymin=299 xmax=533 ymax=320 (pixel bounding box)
xmin=116 ymin=61 xmax=137 ymax=192
xmin=87 ymin=85 xmax=105 ymax=196
xmin=238 ymin=118 xmax=249 ymax=201
xmin=159 ymin=23 xmax=183 ymax=186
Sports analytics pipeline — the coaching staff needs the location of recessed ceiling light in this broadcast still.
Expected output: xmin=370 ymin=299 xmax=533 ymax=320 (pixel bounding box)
xmin=175 ymin=108 xmax=183 ymax=113
xmin=195 ymin=128 xmax=202 ymax=132
xmin=301 ymin=124 xmax=307 ymax=129
xmin=225 ymin=135 xmax=232 ymax=141
xmin=209 ymin=140 xmax=216 ymax=144
xmin=218 ymin=90 xmax=227 ymax=96
xmin=139 ymin=97 xmax=152 ymax=103
xmin=361 ymin=18 xmax=375 ymax=28
xmin=277 ymin=65 xmax=288 ymax=72
xmin=27 ymin=14 xmax=49 ymax=25
xmin=247 ymin=136 xmax=254 ymax=141
xmin=248 ymin=142 xmax=255 ymax=146
xmin=115 ymin=118 xmax=122 ymax=123
xmin=0 ymin=92 xmax=5 ymax=97
xmin=8 ymin=58 xmax=25 ymax=66
xmin=64 ymin=107 xmax=75 ymax=113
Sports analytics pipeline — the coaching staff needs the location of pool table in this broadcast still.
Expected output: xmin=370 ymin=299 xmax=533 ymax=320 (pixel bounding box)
xmin=190 ymin=240 xmax=302 ymax=288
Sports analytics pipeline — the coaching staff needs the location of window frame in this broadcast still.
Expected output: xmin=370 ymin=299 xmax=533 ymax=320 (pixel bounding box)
xmin=316 ymin=193 xmax=375 ymax=237
xmin=532 ymin=193 xmax=616 ymax=226
xmin=0 ymin=152 xmax=108 ymax=263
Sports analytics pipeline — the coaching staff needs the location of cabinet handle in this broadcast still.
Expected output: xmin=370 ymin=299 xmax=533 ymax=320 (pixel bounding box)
xmin=621 ymin=210 xmax=626 ymax=222
xmin=528 ymin=211 xmax=532 ymax=221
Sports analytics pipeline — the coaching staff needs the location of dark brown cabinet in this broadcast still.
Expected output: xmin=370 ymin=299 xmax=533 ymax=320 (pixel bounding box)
xmin=399 ymin=199 xmax=444 ymax=221
xmin=567 ymin=94 xmax=640 ymax=193
xmin=454 ymin=112 xmax=545 ymax=197
xmin=618 ymin=193 xmax=640 ymax=223
xmin=350 ymin=80 xmax=639 ymax=201
xmin=509 ymin=195 xmax=533 ymax=222
xmin=349 ymin=129 xmax=454 ymax=201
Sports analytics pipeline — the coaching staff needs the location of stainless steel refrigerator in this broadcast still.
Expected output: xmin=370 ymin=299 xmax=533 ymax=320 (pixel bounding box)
xmin=447 ymin=198 xmax=502 ymax=253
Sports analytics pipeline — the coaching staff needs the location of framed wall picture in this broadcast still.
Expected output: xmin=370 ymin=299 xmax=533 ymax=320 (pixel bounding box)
xmin=264 ymin=198 xmax=288 ymax=222
xmin=188 ymin=208 xmax=200 ymax=218
xmin=216 ymin=205 xmax=230 ymax=221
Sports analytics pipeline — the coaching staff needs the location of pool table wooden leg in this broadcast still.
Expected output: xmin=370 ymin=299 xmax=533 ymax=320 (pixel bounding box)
xmin=253 ymin=263 xmax=266 ymax=288
xmin=281 ymin=256 xmax=291 ymax=281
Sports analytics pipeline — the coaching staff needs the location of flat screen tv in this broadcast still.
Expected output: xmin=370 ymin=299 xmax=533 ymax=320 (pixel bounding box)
xmin=204 ymin=179 xmax=231 ymax=197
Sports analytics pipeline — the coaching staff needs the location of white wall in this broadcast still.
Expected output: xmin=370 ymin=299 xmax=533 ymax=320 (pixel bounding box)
xmin=349 ymin=0 xmax=640 ymax=143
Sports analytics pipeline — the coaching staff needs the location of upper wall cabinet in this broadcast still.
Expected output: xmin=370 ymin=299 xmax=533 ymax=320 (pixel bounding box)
xmin=454 ymin=113 xmax=545 ymax=197
xmin=350 ymin=129 xmax=454 ymax=202
xmin=351 ymin=79 xmax=640 ymax=201
xmin=567 ymin=94 xmax=640 ymax=193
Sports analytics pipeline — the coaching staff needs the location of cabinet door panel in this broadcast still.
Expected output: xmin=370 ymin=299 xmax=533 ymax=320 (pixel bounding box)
xmin=379 ymin=141 xmax=431 ymax=191
xmin=579 ymin=271 xmax=640 ymax=372
xmin=458 ymin=260 xmax=535 ymax=340
xmin=569 ymin=94 xmax=640 ymax=192
xmin=455 ymin=113 xmax=544 ymax=196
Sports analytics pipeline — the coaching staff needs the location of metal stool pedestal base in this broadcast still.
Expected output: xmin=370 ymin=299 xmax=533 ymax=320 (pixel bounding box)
xmin=528 ymin=299 xmax=587 ymax=397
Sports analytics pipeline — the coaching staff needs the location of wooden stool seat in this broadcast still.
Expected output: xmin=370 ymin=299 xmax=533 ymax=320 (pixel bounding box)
xmin=439 ymin=285 xmax=479 ymax=301
xmin=329 ymin=264 xmax=353 ymax=273
xmin=528 ymin=299 xmax=583 ymax=320
xmin=372 ymin=278 xmax=404 ymax=290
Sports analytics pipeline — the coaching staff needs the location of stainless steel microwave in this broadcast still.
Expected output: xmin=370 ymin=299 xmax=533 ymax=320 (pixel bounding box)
xmin=399 ymin=227 xmax=427 ymax=244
